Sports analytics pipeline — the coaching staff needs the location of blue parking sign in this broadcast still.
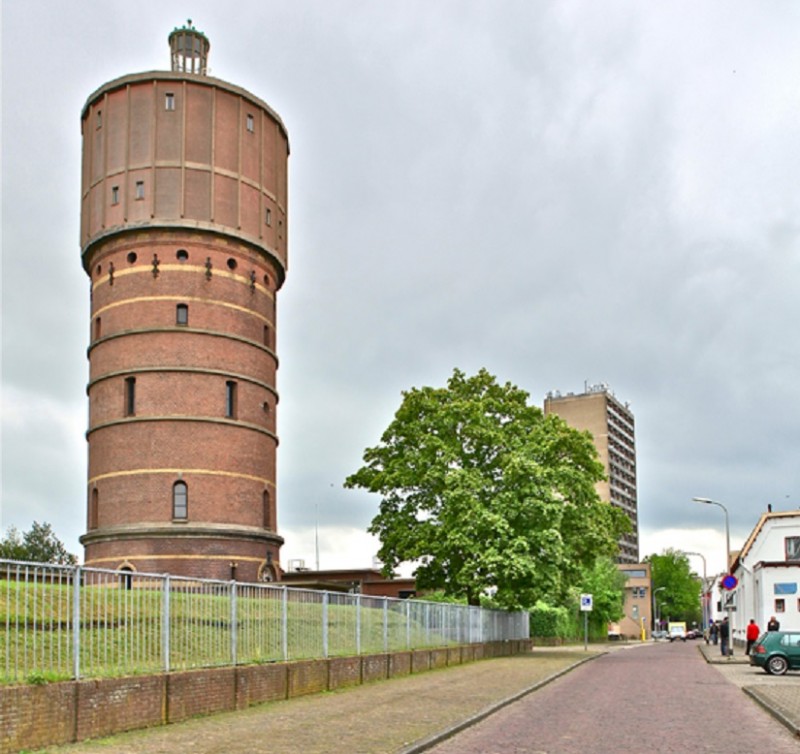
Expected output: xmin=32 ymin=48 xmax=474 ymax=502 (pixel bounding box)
xmin=580 ymin=593 xmax=593 ymax=611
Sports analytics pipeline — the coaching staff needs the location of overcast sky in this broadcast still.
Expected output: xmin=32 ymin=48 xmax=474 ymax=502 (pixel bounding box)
xmin=2 ymin=1 xmax=799 ymax=579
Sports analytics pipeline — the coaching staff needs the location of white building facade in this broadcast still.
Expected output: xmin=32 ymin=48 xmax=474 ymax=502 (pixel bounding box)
xmin=727 ymin=511 xmax=800 ymax=647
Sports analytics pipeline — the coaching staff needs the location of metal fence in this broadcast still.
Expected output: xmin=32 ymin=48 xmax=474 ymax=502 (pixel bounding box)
xmin=1 ymin=559 xmax=529 ymax=684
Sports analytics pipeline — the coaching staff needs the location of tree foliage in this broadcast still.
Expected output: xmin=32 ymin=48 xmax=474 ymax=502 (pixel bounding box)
xmin=0 ymin=521 xmax=78 ymax=565
xmin=345 ymin=368 xmax=630 ymax=608
xmin=645 ymin=549 xmax=702 ymax=624
xmin=572 ymin=556 xmax=627 ymax=632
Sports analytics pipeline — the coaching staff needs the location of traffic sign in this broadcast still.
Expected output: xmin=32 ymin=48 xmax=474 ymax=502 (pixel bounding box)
xmin=721 ymin=574 xmax=738 ymax=590
xmin=580 ymin=593 xmax=593 ymax=611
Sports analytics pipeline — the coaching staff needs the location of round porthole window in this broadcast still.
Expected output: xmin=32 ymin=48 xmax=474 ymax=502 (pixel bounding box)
xmin=227 ymin=258 xmax=238 ymax=270
xmin=127 ymin=252 xmax=137 ymax=264
xmin=176 ymin=249 xmax=189 ymax=261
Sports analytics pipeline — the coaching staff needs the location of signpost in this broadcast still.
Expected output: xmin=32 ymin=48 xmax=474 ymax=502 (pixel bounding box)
xmin=580 ymin=593 xmax=593 ymax=650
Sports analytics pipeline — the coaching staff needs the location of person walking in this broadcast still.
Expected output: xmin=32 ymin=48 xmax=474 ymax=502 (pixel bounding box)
xmin=719 ymin=617 xmax=731 ymax=657
xmin=709 ymin=620 xmax=719 ymax=645
xmin=767 ymin=616 xmax=781 ymax=631
xmin=745 ymin=618 xmax=760 ymax=654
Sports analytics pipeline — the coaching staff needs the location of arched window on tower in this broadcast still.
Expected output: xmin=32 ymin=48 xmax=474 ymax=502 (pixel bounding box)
xmin=176 ymin=304 xmax=188 ymax=325
xmin=173 ymin=481 xmax=188 ymax=520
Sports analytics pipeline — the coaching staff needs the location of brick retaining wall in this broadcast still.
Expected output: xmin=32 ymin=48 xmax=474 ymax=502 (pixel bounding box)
xmin=0 ymin=640 xmax=531 ymax=754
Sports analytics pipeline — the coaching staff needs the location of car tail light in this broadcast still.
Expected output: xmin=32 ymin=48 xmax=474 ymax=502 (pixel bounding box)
xmin=753 ymin=645 xmax=766 ymax=655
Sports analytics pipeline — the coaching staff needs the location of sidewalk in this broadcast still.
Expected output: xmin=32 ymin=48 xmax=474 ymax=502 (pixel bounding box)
xmin=698 ymin=640 xmax=800 ymax=737
xmin=33 ymin=643 xmax=800 ymax=753
xmin=33 ymin=649 xmax=600 ymax=754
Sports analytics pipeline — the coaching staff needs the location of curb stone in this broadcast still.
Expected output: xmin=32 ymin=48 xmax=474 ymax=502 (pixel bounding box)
xmin=743 ymin=686 xmax=800 ymax=740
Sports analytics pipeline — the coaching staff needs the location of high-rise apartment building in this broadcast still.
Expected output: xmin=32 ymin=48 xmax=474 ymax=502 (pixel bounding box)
xmin=79 ymin=23 xmax=289 ymax=581
xmin=544 ymin=383 xmax=639 ymax=563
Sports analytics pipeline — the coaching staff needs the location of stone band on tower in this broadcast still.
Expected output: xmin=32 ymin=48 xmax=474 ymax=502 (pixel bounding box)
xmin=79 ymin=22 xmax=289 ymax=582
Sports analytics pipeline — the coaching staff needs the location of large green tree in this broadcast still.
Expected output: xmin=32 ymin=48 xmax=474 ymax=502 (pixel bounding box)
xmin=345 ymin=368 xmax=629 ymax=608
xmin=0 ymin=521 xmax=78 ymax=565
xmin=645 ymin=549 xmax=702 ymax=625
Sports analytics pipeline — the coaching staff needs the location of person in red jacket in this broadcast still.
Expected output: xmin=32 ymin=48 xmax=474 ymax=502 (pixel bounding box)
xmin=746 ymin=618 xmax=760 ymax=655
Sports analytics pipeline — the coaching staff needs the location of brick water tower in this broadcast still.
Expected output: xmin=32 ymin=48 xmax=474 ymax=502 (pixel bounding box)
xmin=79 ymin=22 xmax=288 ymax=582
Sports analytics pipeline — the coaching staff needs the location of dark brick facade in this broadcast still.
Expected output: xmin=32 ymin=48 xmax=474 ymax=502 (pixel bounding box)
xmin=79 ymin=31 xmax=289 ymax=582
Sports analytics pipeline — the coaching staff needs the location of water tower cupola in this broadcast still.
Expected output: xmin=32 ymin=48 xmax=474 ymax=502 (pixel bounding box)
xmin=169 ymin=19 xmax=210 ymax=75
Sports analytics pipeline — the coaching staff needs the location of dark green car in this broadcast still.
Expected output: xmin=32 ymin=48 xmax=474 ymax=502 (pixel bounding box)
xmin=749 ymin=631 xmax=800 ymax=675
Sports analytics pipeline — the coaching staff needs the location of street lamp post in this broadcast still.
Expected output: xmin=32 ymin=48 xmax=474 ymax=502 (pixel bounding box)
xmin=653 ymin=586 xmax=666 ymax=632
xmin=693 ymin=497 xmax=733 ymax=653
xmin=679 ymin=550 xmax=708 ymax=631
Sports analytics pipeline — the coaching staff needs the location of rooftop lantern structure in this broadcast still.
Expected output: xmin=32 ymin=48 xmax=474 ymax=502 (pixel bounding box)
xmin=169 ymin=19 xmax=209 ymax=75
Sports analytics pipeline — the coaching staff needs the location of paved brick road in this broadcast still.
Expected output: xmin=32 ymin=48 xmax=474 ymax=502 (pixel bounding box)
xmin=425 ymin=642 xmax=800 ymax=754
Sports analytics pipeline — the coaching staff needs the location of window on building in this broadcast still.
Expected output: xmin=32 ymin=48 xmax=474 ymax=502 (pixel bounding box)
xmin=94 ymin=317 xmax=101 ymax=340
xmin=96 ymin=110 xmax=102 ymax=129
xmin=176 ymin=249 xmax=189 ymax=261
xmin=786 ymin=537 xmax=800 ymax=561
xmin=165 ymin=93 xmax=175 ymax=111
xmin=225 ymin=381 xmax=238 ymax=419
xmin=173 ymin=481 xmax=188 ymax=520
xmin=111 ymin=186 xmax=120 ymax=205
xmin=775 ymin=598 xmax=786 ymax=613
xmin=246 ymin=113 xmax=255 ymax=133
xmin=265 ymin=207 xmax=272 ymax=226
xmin=623 ymin=569 xmax=647 ymax=580
xmin=89 ymin=488 xmax=98 ymax=530
xmin=263 ymin=490 xmax=271 ymax=528
xmin=124 ymin=377 xmax=136 ymax=416
xmin=264 ymin=325 xmax=271 ymax=348
xmin=176 ymin=304 xmax=188 ymax=325
xmin=135 ymin=181 xmax=145 ymax=200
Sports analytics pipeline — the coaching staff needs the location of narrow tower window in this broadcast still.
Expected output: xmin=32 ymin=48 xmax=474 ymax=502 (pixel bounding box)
xmin=94 ymin=317 xmax=101 ymax=340
xmin=263 ymin=490 xmax=271 ymax=529
xmin=165 ymin=92 xmax=175 ymax=111
xmin=265 ymin=207 xmax=272 ymax=226
xmin=124 ymin=377 xmax=136 ymax=416
xmin=96 ymin=110 xmax=102 ymax=129
xmin=246 ymin=113 xmax=255 ymax=133
xmin=90 ymin=488 xmax=99 ymax=530
xmin=111 ymin=186 xmax=120 ymax=205
xmin=176 ymin=304 xmax=188 ymax=325
xmin=263 ymin=325 xmax=271 ymax=348
xmin=135 ymin=181 xmax=145 ymax=200
xmin=225 ymin=381 xmax=238 ymax=419
xmin=173 ymin=481 xmax=188 ymax=520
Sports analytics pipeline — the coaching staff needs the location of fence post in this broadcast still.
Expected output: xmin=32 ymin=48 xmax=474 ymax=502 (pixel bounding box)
xmin=356 ymin=594 xmax=361 ymax=655
xmin=72 ymin=565 xmax=81 ymax=680
xmin=322 ymin=592 xmax=329 ymax=658
xmin=406 ymin=600 xmax=411 ymax=649
xmin=382 ymin=598 xmax=388 ymax=653
xmin=230 ymin=581 xmax=238 ymax=666
xmin=281 ymin=586 xmax=288 ymax=661
xmin=162 ymin=574 xmax=171 ymax=673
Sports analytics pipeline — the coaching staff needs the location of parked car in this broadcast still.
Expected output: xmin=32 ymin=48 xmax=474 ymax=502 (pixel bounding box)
xmin=749 ymin=631 xmax=800 ymax=675
xmin=652 ymin=630 xmax=668 ymax=641
xmin=668 ymin=625 xmax=686 ymax=642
